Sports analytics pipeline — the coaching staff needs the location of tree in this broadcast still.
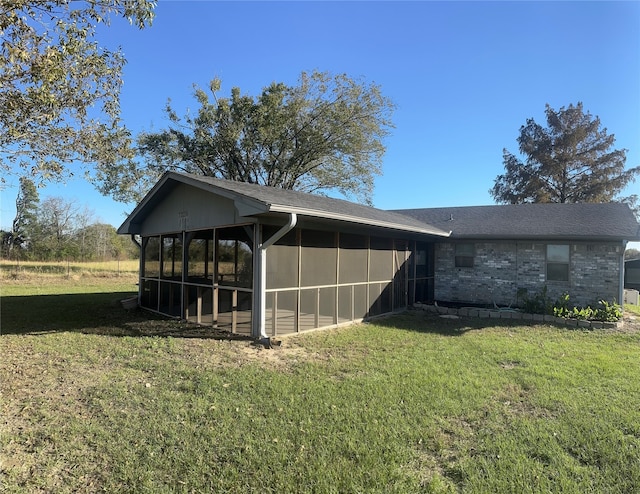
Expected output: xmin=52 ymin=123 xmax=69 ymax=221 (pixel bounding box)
xmin=31 ymin=196 xmax=85 ymax=260
xmin=625 ymin=248 xmax=640 ymax=261
xmin=2 ymin=177 xmax=39 ymax=256
xmin=0 ymin=0 xmax=155 ymax=185
xmin=96 ymin=70 xmax=396 ymax=205
xmin=490 ymin=102 xmax=639 ymax=204
xmin=75 ymin=222 xmax=129 ymax=261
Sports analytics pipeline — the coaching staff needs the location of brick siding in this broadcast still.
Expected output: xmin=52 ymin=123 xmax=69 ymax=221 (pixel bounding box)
xmin=434 ymin=241 xmax=622 ymax=307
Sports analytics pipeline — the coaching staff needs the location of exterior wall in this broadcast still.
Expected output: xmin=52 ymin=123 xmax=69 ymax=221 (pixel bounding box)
xmin=434 ymin=241 xmax=623 ymax=308
xmin=139 ymin=183 xmax=247 ymax=235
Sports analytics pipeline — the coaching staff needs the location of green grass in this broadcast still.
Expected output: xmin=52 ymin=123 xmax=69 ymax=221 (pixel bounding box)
xmin=2 ymin=279 xmax=640 ymax=493
xmin=625 ymin=303 xmax=640 ymax=317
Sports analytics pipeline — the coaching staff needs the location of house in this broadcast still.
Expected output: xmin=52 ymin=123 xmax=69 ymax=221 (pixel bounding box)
xmin=118 ymin=172 xmax=640 ymax=339
xmin=394 ymin=204 xmax=640 ymax=309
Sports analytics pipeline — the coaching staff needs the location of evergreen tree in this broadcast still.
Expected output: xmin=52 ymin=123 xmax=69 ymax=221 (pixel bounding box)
xmin=4 ymin=177 xmax=39 ymax=256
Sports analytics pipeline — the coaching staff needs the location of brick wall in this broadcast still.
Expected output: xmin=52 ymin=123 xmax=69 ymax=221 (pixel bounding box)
xmin=434 ymin=241 xmax=622 ymax=308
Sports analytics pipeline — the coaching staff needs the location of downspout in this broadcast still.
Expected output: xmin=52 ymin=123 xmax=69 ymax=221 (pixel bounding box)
xmin=255 ymin=213 xmax=297 ymax=344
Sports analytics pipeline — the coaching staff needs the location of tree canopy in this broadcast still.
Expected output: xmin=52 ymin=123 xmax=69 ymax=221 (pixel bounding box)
xmin=490 ymin=102 xmax=638 ymax=204
xmin=96 ymin=70 xmax=396 ymax=205
xmin=0 ymin=0 xmax=155 ymax=185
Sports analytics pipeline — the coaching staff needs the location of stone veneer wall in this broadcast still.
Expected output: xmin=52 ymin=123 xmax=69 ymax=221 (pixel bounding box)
xmin=434 ymin=241 xmax=623 ymax=308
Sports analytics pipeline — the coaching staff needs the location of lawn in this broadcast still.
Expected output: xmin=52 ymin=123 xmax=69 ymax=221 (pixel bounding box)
xmin=1 ymin=274 xmax=639 ymax=493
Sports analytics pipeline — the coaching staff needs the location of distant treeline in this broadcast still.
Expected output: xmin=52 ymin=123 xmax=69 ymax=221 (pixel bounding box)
xmin=2 ymin=178 xmax=138 ymax=262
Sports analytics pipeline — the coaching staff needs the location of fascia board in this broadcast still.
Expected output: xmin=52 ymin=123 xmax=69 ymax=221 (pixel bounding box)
xmin=443 ymin=234 xmax=638 ymax=242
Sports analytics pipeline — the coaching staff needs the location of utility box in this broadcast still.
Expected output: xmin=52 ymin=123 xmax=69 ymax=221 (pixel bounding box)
xmin=624 ymin=289 xmax=639 ymax=305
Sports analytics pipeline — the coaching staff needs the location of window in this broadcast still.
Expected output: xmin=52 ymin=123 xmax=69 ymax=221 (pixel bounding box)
xmin=455 ymin=243 xmax=474 ymax=268
xmin=547 ymin=244 xmax=569 ymax=282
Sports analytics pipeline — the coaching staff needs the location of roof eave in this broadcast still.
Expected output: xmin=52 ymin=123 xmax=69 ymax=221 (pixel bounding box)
xmin=443 ymin=234 xmax=638 ymax=242
xmin=268 ymin=204 xmax=451 ymax=237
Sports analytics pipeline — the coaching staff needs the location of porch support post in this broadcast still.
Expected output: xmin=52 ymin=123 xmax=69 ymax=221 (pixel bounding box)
xmin=253 ymin=213 xmax=298 ymax=342
xmin=620 ymin=240 xmax=627 ymax=308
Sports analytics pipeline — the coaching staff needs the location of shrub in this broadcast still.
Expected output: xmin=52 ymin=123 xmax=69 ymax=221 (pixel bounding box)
xmin=594 ymin=300 xmax=623 ymax=322
xmin=520 ymin=288 xmax=622 ymax=322
xmin=518 ymin=286 xmax=553 ymax=315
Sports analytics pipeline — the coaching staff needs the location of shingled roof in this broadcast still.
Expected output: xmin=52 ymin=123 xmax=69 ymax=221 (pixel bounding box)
xmin=393 ymin=203 xmax=640 ymax=241
xmin=118 ymin=172 xmax=451 ymax=237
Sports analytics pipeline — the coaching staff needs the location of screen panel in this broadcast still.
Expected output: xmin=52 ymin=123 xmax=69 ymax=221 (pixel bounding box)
xmin=300 ymin=230 xmax=337 ymax=287
xmin=266 ymin=228 xmax=299 ymax=290
xmin=369 ymin=237 xmax=393 ymax=282
xmin=143 ymin=236 xmax=160 ymax=278
xmin=338 ymin=233 xmax=368 ymax=284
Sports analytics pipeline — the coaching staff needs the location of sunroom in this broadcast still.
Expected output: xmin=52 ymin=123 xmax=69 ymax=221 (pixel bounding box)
xmin=118 ymin=172 xmax=451 ymax=340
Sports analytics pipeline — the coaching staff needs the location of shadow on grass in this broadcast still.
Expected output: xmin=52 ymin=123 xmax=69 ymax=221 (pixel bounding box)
xmin=371 ymin=309 xmax=540 ymax=336
xmin=2 ymin=292 xmax=544 ymax=340
xmin=0 ymin=292 xmax=251 ymax=341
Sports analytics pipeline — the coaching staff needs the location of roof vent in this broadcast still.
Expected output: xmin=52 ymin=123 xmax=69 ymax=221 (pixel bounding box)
xmin=449 ymin=213 xmax=454 ymax=221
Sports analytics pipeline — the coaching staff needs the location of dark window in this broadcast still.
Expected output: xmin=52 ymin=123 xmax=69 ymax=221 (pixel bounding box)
xmin=455 ymin=243 xmax=474 ymax=268
xmin=547 ymin=244 xmax=569 ymax=282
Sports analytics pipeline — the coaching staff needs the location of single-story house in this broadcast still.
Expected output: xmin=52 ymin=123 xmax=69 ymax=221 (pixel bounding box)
xmin=118 ymin=172 xmax=640 ymax=340
xmin=394 ymin=204 xmax=640 ymax=309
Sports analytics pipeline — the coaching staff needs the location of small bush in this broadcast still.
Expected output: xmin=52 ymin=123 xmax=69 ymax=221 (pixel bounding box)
xmin=520 ymin=287 xmax=622 ymax=322
xmin=518 ymin=286 xmax=553 ymax=315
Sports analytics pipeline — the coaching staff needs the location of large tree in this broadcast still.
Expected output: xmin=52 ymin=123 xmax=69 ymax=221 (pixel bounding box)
xmin=0 ymin=0 xmax=155 ymax=185
xmin=96 ymin=70 xmax=396 ymax=205
xmin=490 ymin=102 xmax=638 ymax=204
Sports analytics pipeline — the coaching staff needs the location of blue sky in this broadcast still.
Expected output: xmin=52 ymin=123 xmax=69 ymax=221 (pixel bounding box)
xmin=1 ymin=0 xmax=639 ymax=231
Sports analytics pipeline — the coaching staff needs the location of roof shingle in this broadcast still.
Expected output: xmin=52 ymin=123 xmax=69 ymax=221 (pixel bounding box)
xmin=393 ymin=203 xmax=640 ymax=241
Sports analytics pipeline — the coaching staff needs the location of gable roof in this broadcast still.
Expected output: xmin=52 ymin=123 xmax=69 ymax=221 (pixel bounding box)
xmin=118 ymin=172 xmax=451 ymax=237
xmin=393 ymin=203 xmax=640 ymax=241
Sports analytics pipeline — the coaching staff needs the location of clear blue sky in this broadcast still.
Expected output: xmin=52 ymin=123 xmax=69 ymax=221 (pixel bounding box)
xmin=1 ymin=0 xmax=639 ymax=231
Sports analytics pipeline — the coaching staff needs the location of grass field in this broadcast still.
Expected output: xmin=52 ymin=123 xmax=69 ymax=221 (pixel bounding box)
xmin=1 ymin=273 xmax=640 ymax=493
xmin=0 ymin=259 xmax=139 ymax=281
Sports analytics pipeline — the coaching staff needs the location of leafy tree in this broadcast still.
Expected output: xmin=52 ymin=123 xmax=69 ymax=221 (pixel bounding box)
xmin=0 ymin=0 xmax=155 ymax=185
xmin=96 ymin=70 xmax=396 ymax=205
xmin=3 ymin=177 xmax=40 ymax=255
xmin=31 ymin=196 xmax=84 ymax=260
xmin=625 ymin=248 xmax=640 ymax=261
xmin=491 ymin=102 xmax=639 ymax=204
xmin=76 ymin=222 xmax=131 ymax=261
